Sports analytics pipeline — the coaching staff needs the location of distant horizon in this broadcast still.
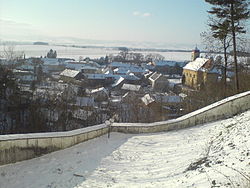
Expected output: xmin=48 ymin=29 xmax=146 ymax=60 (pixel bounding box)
xmin=0 ymin=37 xmax=201 ymax=51
xmin=0 ymin=0 xmax=214 ymax=48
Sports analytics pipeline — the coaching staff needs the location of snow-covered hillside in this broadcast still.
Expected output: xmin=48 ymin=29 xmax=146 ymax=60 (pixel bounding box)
xmin=0 ymin=110 xmax=249 ymax=188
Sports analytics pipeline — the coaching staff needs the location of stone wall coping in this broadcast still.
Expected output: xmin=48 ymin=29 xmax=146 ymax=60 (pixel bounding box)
xmin=0 ymin=123 xmax=106 ymax=141
xmin=112 ymin=91 xmax=250 ymax=127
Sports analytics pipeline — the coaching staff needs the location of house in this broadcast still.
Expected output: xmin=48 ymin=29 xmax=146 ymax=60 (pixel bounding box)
xmin=121 ymin=83 xmax=142 ymax=92
xmin=148 ymin=60 xmax=186 ymax=75
xmin=86 ymin=87 xmax=109 ymax=101
xmin=112 ymin=64 xmax=149 ymax=78
xmin=65 ymin=61 xmax=86 ymax=71
xmin=41 ymin=58 xmax=65 ymax=73
xmin=111 ymin=76 xmax=125 ymax=89
xmin=152 ymin=60 xmax=186 ymax=68
xmin=153 ymin=93 xmax=183 ymax=119
xmin=148 ymin=72 xmax=169 ymax=91
xmin=122 ymin=74 xmax=140 ymax=83
xmin=65 ymin=61 xmax=99 ymax=73
xmin=122 ymin=92 xmax=138 ymax=103
xmin=109 ymin=62 xmax=131 ymax=69
xmin=81 ymin=66 xmax=99 ymax=74
xmin=141 ymin=94 xmax=156 ymax=106
xmin=13 ymin=69 xmax=37 ymax=83
xmin=84 ymin=74 xmax=115 ymax=87
xmin=140 ymin=94 xmax=165 ymax=122
xmin=60 ymin=69 xmax=82 ymax=82
xmin=16 ymin=64 xmax=35 ymax=72
xmin=84 ymin=72 xmax=140 ymax=87
xmin=113 ymin=67 xmax=131 ymax=75
xmin=182 ymin=56 xmax=218 ymax=90
xmin=167 ymin=78 xmax=182 ymax=93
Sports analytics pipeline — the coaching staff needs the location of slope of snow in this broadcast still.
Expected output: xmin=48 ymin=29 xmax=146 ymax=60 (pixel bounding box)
xmin=0 ymin=110 xmax=249 ymax=188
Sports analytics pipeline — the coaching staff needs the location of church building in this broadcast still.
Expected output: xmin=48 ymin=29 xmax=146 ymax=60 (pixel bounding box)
xmin=182 ymin=47 xmax=218 ymax=90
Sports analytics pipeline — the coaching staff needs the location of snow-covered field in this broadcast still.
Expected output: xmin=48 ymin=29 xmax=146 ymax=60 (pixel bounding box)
xmin=0 ymin=45 xmax=192 ymax=61
xmin=0 ymin=110 xmax=249 ymax=188
xmin=0 ymin=45 xmax=119 ymax=60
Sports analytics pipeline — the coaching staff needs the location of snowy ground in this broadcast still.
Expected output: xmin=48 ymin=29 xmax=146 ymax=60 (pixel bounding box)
xmin=0 ymin=110 xmax=249 ymax=188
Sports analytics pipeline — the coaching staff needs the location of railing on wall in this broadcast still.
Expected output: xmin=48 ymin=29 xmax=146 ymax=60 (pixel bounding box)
xmin=0 ymin=91 xmax=250 ymax=165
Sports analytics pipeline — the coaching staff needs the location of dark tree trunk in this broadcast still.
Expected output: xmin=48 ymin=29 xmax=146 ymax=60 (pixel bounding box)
xmin=223 ymin=39 xmax=228 ymax=97
xmin=230 ymin=2 xmax=239 ymax=93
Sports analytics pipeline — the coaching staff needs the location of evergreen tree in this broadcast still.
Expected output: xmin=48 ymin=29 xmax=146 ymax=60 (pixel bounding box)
xmin=205 ymin=0 xmax=250 ymax=93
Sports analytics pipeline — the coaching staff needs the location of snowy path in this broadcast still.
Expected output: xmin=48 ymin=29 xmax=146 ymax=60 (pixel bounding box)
xmin=0 ymin=110 xmax=249 ymax=188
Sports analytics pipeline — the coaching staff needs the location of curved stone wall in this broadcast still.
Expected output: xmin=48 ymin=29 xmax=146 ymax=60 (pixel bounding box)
xmin=0 ymin=124 xmax=108 ymax=165
xmin=0 ymin=91 xmax=249 ymax=165
xmin=111 ymin=91 xmax=250 ymax=133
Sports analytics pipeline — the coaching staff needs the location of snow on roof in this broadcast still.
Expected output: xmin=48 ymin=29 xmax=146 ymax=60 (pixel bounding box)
xmin=89 ymin=61 xmax=102 ymax=68
xmin=13 ymin=69 xmax=34 ymax=74
xmin=64 ymin=60 xmax=79 ymax=63
xmin=168 ymin=78 xmax=182 ymax=88
xmin=85 ymin=74 xmax=113 ymax=80
xmin=110 ymin=62 xmax=148 ymax=71
xmin=121 ymin=84 xmax=141 ymax=92
xmin=86 ymin=87 xmax=108 ymax=94
xmin=154 ymin=61 xmax=186 ymax=67
xmin=144 ymin=71 xmax=153 ymax=78
xmin=85 ymin=73 xmax=140 ymax=81
xmin=168 ymin=79 xmax=181 ymax=84
xmin=149 ymin=72 xmax=162 ymax=81
xmin=81 ymin=66 xmax=98 ymax=70
xmin=16 ymin=64 xmax=35 ymax=71
xmin=109 ymin=62 xmax=131 ymax=68
xmin=179 ymin=93 xmax=188 ymax=98
xmin=112 ymin=76 xmax=125 ymax=87
xmin=41 ymin=58 xmax=60 ymax=65
xmin=141 ymin=94 xmax=155 ymax=105
xmin=183 ymin=57 xmax=209 ymax=71
xmin=128 ymin=66 xmax=148 ymax=73
xmin=60 ymin=69 xmax=80 ymax=78
xmin=114 ymin=68 xmax=131 ymax=75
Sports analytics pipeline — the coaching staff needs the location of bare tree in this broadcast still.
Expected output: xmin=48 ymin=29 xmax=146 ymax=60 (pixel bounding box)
xmin=2 ymin=44 xmax=24 ymax=61
xmin=201 ymin=25 xmax=232 ymax=97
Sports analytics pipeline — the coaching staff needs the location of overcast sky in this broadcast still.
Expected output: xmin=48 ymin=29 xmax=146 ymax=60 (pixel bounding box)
xmin=0 ymin=0 xmax=248 ymax=47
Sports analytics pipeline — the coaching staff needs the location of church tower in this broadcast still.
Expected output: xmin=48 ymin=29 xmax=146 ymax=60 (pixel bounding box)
xmin=191 ymin=46 xmax=200 ymax=61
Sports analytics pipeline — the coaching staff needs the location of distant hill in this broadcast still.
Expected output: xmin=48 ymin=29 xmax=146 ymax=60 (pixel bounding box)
xmin=33 ymin=42 xmax=49 ymax=45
